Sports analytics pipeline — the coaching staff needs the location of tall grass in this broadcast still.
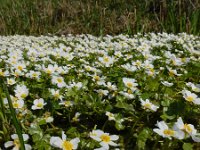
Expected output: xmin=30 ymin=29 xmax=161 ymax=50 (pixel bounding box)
xmin=0 ymin=0 xmax=199 ymax=35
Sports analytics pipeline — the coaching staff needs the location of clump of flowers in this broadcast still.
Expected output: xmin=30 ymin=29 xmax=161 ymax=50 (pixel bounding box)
xmin=0 ymin=33 xmax=199 ymax=149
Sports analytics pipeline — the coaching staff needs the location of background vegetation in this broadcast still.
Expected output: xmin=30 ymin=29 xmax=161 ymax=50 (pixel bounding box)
xmin=0 ymin=0 xmax=200 ymax=36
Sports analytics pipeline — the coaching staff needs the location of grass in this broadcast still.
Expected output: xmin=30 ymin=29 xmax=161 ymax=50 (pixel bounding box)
xmin=0 ymin=0 xmax=199 ymax=36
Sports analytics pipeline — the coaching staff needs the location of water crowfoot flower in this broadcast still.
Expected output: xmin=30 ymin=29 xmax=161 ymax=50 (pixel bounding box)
xmin=186 ymin=82 xmax=200 ymax=93
xmin=90 ymin=129 xmax=119 ymax=150
xmin=31 ymin=98 xmax=46 ymax=110
xmin=122 ymin=77 xmax=138 ymax=91
xmin=106 ymin=111 xmax=116 ymax=121
xmin=98 ymin=55 xmax=115 ymax=67
xmin=182 ymin=90 xmax=200 ymax=104
xmin=153 ymin=121 xmax=184 ymax=140
xmin=140 ymin=99 xmax=159 ymax=112
xmin=174 ymin=117 xmax=200 ymax=142
xmin=7 ymin=78 xmax=16 ymax=85
xmin=51 ymin=76 xmax=66 ymax=88
xmin=50 ymin=131 xmax=80 ymax=150
xmin=4 ymin=134 xmax=31 ymax=150
xmin=14 ymin=84 xmax=29 ymax=100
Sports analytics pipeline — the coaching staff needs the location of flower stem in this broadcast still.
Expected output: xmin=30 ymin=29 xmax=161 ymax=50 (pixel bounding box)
xmin=0 ymin=77 xmax=25 ymax=150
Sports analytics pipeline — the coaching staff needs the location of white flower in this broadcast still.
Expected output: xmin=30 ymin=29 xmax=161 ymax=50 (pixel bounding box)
xmin=119 ymin=91 xmax=135 ymax=99
xmin=4 ymin=134 xmax=32 ymax=150
xmin=72 ymin=112 xmax=81 ymax=122
xmin=182 ymin=90 xmax=200 ymax=104
xmin=105 ymin=82 xmax=117 ymax=91
xmin=186 ymin=82 xmax=200 ymax=93
xmin=0 ymin=68 xmax=9 ymax=77
xmin=90 ymin=130 xmax=119 ymax=150
xmin=96 ymin=89 xmax=109 ymax=96
xmin=142 ymin=60 xmax=154 ymax=70
xmin=49 ymin=89 xmax=63 ymax=100
xmin=13 ymin=99 xmax=24 ymax=109
xmin=50 ymin=131 xmax=80 ymax=150
xmin=174 ymin=117 xmax=200 ymax=142
xmin=132 ymin=60 xmax=142 ymax=69
xmin=167 ymin=67 xmax=182 ymax=76
xmin=121 ymin=63 xmax=137 ymax=72
xmin=59 ymin=100 xmax=73 ymax=107
xmin=161 ymin=81 xmax=174 ymax=87
xmin=14 ymin=85 xmax=29 ymax=99
xmin=43 ymin=112 xmax=54 ymax=123
xmin=91 ymin=74 xmax=106 ymax=85
xmin=51 ymin=76 xmax=66 ymax=88
xmin=43 ymin=64 xmax=56 ymax=75
xmin=31 ymin=98 xmax=46 ymax=110
xmin=26 ymin=71 xmax=41 ymax=79
xmin=106 ymin=112 xmax=115 ymax=121
xmin=7 ymin=78 xmax=16 ymax=85
xmin=167 ymin=55 xmax=183 ymax=66
xmin=67 ymin=82 xmax=83 ymax=90
xmin=153 ymin=121 xmax=183 ymax=140
xmin=140 ymin=99 xmax=159 ymax=112
xmin=99 ymin=55 xmax=115 ymax=67
xmin=13 ymin=63 xmax=27 ymax=72
xmin=122 ymin=78 xmax=138 ymax=91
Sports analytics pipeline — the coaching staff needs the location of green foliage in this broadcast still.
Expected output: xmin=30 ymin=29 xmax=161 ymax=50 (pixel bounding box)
xmin=28 ymin=124 xmax=51 ymax=149
xmin=136 ymin=128 xmax=152 ymax=150
xmin=183 ymin=143 xmax=193 ymax=150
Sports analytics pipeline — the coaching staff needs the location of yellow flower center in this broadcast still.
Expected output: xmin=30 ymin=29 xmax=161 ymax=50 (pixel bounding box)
xmin=100 ymin=134 xmax=111 ymax=143
xmin=127 ymin=89 xmax=132 ymax=94
xmin=169 ymin=70 xmax=174 ymax=76
xmin=186 ymin=96 xmax=194 ymax=102
xmin=108 ymin=113 xmax=114 ymax=118
xmin=54 ymin=93 xmax=60 ymax=98
xmin=94 ymin=76 xmax=100 ymax=81
xmin=172 ymin=60 xmax=176 ymax=65
xmin=64 ymin=101 xmax=71 ymax=107
xmin=0 ymin=71 xmax=4 ymax=76
xmin=57 ymin=78 xmax=63 ymax=83
xmin=163 ymin=129 xmax=175 ymax=136
xmin=8 ymin=80 xmax=13 ymax=84
xmin=86 ymin=67 xmax=91 ymax=71
xmin=21 ymin=93 xmax=27 ymax=99
xmin=32 ymin=73 xmax=38 ymax=77
xmin=62 ymin=140 xmax=73 ymax=150
xmin=103 ymin=57 xmax=109 ymax=63
xmin=13 ymin=102 xmax=19 ymax=108
xmin=37 ymin=103 xmax=43 ymax=108
xmin=184 ymin=124 xmax=193 ymax=133
xmin=46 ymin=69 xmax=52 ymax=74
xmin=14 ymin=139 xmax=20 ymax=148
xmin=144 ymin=103 xmax=151 ymax=109
xmin=127 ymin=82 xmax=133 ymax=88
xmin=181 ymin=58 xmax=186 ymax=62
xmin=136 ymin=62 xmax=141 ymax=66
xmin=17 ymin=66 xmax=23 ymax=71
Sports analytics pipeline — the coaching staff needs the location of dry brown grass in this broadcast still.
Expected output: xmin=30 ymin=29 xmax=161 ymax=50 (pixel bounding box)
xmin=0 ymin=0 xmax=199 ymax=35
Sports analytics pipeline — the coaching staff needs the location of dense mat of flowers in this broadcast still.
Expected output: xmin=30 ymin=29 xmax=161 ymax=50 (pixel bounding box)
xmin=0 ymin=33 xmax=200 ymax=149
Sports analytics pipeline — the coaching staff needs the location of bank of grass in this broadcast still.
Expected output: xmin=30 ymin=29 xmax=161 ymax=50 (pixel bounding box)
xmin=0 ymin=0 xmax=200 ymax=36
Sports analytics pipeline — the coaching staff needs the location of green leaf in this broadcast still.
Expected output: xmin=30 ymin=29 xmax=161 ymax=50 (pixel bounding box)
xmin=115 ymin=120 xmax=124 ymax=130
xmin=166 ymin=100 xmax=186 ymax=116
xmin=182 ymin=143 xmax=193 ymax=150
xmin=136 ymin=128 xmax=152 ymax=150
xmin=115 ymin=101 xmax=134 ymax=112
xmin=160 ymin=113 xmax=176 ymax=121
